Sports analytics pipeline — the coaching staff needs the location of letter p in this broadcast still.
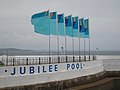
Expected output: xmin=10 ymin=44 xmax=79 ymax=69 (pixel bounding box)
xmin=67 ymin=64 xmax=70 ymax=70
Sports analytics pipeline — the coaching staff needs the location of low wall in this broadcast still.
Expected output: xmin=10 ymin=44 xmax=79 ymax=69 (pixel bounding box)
xmin=0 ymin=71 xmax=106 ymax=90
xmin=0 ymin=60 xmax=103 ymax=88
xmin=1 ymin=71 xmax=120 ymax=90
xmin=0 ymin=60 xmax=120 ymax=90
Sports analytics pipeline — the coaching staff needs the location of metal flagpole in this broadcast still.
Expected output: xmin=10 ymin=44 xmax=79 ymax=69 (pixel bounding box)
xmin=78 ymin=19 xmax=81 ymax=62
xmin=56 ymin=15 xmax=60 ymax=63
xmin=72 ymin=17 xmax=74 ymax=62
xmin=64 ymin=20 xmax=68 ymax=62
xmin=64 ymin=16 xmax=68 ymax=62
xmin=49 ymin=12 xmax=51 ymax=64
xmin=65 ymin=32 xmax=67 ymax=62
xmin=79 ymin=38 xmax=81 ymax=62
xmin=57 ymin=34 xmax=60 ymax=62
xmin=89 ymin=38 xmax=90 ymax=61
xmin=79 ymin=34 xmax=81 ymax=62
xmin=49 ymin=29 xmax=51 ymax=63
xmin=72 ymin=35 xmax=75 ymax=62
xmin=84 ymin=38 xmax=86 ymax=61
xmin=88 ymin=19 xmax=90 ymax=61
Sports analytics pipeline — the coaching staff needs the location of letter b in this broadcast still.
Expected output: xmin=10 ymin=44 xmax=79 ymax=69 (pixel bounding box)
xmin=30 ymin=66 xmax=35 ymax=74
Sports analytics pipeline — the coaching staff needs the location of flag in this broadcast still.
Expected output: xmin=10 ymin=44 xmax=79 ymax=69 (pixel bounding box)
xmin=31 ymin=10 xmax=50 ymax=35
xmin=50 ymin=12 xmax=57 ymax=35
xmin=57 ymin=14 xmax=65 ymax=36
xmin=72 ymin=16 xmax=79 ymax=37
xmin=79 ymin=18 xmax=85 ymax=38
xmin=34 ymin=25 xmax=49 ymax=35
xmin=65 ymin=15 xmax=73 ymax=37
xmin=31 ymin=10 xmax=49 ymax=20
xmin=84 ymin=19 xmax=89 ymax=38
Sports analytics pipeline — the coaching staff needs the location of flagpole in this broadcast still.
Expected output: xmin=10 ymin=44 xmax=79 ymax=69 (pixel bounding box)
xmin=57 ymin=35 xmax=60 ymax=62
xmin=49 ymin=30 xmax=51 ymax=63
xmin=72 ymin=35 xmax=74 ymax=62
xmin=72 ymin=17 xmax=74 ymax=62
xmin=64 ymin=15 xmax=67 ymax=62
xmin=84 ymin=38 xmax=86 ymax=61
xmin=88 ymin=19 xmax=90 ymax=61
xmin=56 ymin=16 xmax=60 ymax=63
xmin=65 ymin=32 xmax=67 ymax=62
xmin=49 ymin=12 xmax=51 ymax=64
xmin=79 ymin=35 xmax=81 ymax=62
xmin=78 ymin=19 xmax=81 ymax=62
xmin=88 ymin=37 xmax=90 ymax=61
xmin=64 ymin=21 xmax=68 ymax=62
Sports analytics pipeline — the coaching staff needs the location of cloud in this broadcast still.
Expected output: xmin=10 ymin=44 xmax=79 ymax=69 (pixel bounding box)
xmin=0 ymin=0 xmax=120 ymax=51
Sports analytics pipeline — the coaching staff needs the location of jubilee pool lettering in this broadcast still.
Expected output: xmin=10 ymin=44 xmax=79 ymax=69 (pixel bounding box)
xmin=11 ymin=64 xmax=58 ymax=75
xmin=67 ymin=63 xmax=83 ymax=70
xmin=10 ymin=63 xmax=83 ymax=75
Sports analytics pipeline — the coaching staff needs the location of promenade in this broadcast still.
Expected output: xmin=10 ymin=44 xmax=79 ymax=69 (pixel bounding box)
xmin=0 ymin=56 xmax=120 ymax=90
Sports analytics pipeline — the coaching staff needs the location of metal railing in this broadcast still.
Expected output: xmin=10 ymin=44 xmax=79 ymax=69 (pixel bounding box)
xmin=0 ymin=55 xmax=96 ymax=66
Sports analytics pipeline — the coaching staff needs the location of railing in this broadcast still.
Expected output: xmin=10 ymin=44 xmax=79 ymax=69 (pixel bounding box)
xmin=0 ymin=55 xmax=96 ymax=66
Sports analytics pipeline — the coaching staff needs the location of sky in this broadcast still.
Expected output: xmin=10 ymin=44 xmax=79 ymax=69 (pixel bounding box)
xmin=0 ymin=0 xmax=120 ymax=51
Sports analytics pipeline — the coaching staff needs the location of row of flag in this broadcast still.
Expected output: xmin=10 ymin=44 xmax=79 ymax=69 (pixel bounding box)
xmin=31 ymin=10 xmax=89 ymax=38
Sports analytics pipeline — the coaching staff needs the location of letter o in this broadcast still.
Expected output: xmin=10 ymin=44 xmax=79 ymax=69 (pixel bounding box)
xmin=76 ymin=63 xmax=79 ymax=69
xmin=71 ymin=64 xmax=75 ymax=69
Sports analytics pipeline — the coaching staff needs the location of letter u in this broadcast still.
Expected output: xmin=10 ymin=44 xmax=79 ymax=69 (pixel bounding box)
xmin=20 ymin=67 xmax=26 ymax=74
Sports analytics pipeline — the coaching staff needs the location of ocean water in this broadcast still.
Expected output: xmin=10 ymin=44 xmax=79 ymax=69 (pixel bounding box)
xmin=0 ymin=50 xmax=120 ymax=56
xmin=97 ymin=55 xmax=120 ymax=60
xmin=0 ymin=55 xmax=120 ymax=66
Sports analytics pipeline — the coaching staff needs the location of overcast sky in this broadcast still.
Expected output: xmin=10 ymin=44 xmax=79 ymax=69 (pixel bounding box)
xmin=0 ymin=0 xmax=120 ymax=51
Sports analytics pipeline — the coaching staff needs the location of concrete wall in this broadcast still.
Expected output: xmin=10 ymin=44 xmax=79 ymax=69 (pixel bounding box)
xmin=0 ymin=60 xmax=103 ymax=88
xmin=0 ymin=59 xmax=120 ymax=90
xmin=1 ymin=71 xmax=120 ymax=90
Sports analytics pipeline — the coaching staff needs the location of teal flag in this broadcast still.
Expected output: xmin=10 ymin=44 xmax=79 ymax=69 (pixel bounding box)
xmin=84 ymin=19 xmax=89 ymax=38
xmin=50 ymin=12 xmax=57 ymax=35
xmin=58 ymin=14 xmax=65 ymax=36
xmin=34 ymin=25 xmax=50 ymax=35
xmin=65 ymin=15 xmax=73 ymax=37
xmin=79 ymin=18 xmax=85 ymax=38
xmin=72 ymin=16 xmax=79 ymax=37
xmin=31 ymin=10 xmax=50 ymax=35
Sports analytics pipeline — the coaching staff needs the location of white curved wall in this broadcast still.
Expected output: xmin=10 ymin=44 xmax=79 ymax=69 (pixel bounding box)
xmin=0 ymin=60 xmax=120 ymax=88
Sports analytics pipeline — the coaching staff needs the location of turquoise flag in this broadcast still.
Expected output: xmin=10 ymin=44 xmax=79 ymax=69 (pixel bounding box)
xmin=50 ymin=12 xmax=57 ymax=35
xmin=79 ymin=18 xmax=85 ymax=38
xmin=72 ymin=16 xmax=79 ymax=37
xmin=31 ymin=10 xmax=50 ymax=35
xmin=57 ymin=14 xmax=65 ymax=36
xmin=84 ymin=19 xmax=89 ymax=38
xmin=65 ymin=15 xmax=73 ymax=37
xmin=34 ymin=25 xmax=50 ymax=35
